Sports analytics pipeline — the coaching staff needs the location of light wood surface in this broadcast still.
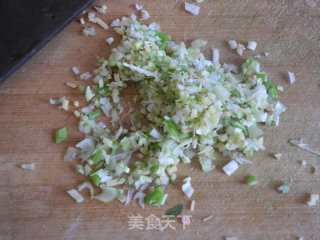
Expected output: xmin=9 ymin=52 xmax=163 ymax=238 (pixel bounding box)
xmin=0 ymin=0 xmax=319 ymax=239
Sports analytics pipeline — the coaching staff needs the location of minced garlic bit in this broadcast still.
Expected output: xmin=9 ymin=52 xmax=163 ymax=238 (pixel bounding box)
xmin=21 ymin=163 xmax=35 ymax=170
xmin=274 ymin=153 xmax=282 ymax=160
xmin=306 ymin=194 xmax=319 ymax=206
xmin=264 ymin=52 xmax=270 ymax=57
xmin=288 ymin=72 xmax=295 ymax=84
xmin=74 ymin=101 xmax=79 ymax=107
xmin=236 ymin=43 xmax=246 ymax=56
xmin=301 ymin=160 xmax=306 ymax=166
xmin=135 ymin=4 xmax=143 ymax=10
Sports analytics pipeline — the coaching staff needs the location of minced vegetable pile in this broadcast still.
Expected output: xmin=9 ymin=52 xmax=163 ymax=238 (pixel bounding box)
xmin=55 ymin=13 xmax=286 ymax=207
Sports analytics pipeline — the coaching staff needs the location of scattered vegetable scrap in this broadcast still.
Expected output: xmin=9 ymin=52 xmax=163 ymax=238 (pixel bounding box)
xmin=306 ymin=194 xmax=319 ymax=206
xmin=185 ymin=2 xmax=200 ymax=16
xmin=247 ymin=176 xmax=258 ymax=186
xmin=21 ymin=163 xmax=35 ymax=170
xmin=278 ymin=182 xmax=290 ymax=194
xmin=290 ymin=139 xmax=320 ymax=157
xmin=52 ymin=7 xmax=287 ymax=207
xmin=274 ymin=153 xmax=282 ymax=160
xmin=202 ymin=215 xmax=213 ymax=222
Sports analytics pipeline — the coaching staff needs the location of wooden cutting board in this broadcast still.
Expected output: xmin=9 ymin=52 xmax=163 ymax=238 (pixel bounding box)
xmin=0 ymin=0 xmax=319 ymax=239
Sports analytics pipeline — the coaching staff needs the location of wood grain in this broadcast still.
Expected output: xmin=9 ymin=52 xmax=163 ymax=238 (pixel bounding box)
xmin=0 ymin=0 xmax=319 ymax=239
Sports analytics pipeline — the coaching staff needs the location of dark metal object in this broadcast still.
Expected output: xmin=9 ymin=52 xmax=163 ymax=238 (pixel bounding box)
xmin=0 ymin=0 xmax=95 ymax=84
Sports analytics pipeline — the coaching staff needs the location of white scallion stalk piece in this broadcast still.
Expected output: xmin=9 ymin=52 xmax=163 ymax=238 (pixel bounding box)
xmin=93 ymin=187 xmax=120 ymax=202
xmin=21 ymin=163 xmax=35 ymax=170
xmin=185 ymin=2 xmax=200 ymax=16
xmin=89 ymin=17 xmax=109 ymax=30
xmin=306 ymin=194 xmax=319 ymax=206
xmin=105 ymin=37 xmax=114 ymax=45
xmin=71 ymin=66 xmax=80 ymax=75
xmin=182 ymin=177 xmax=194 ymax=198
xmin=223 ymin=160 xmax=239 ymax=176
xmin=79 ymin=72 xmax=92 ymax=80
xmin=247 ymin=41 xmax=257 ymax=51
xmin=236 ymin=43 xmax=246 ymax=56
xmin=64 ymin=147 xmax=78 ymax=162
xmin=78 ymin=181 xmax=94 ymax=199
xmin=67 ymin=189 xmax=84 ymax=203
xmin=61 ymin=98 xmax=69 ymax=111
xmin=228 ymin=40 xmax=237 ymax=50
xmin=141 ymin=10 xmax=150 ymax=20
xmin=135 ymin=4 xmax=143 ymax=10
xmin=212 ymin=48 xmax=220 ymax=63
xmin=288 ymin=72 xmax=295 ymax=84
xmin=289 ymin=139 xmax=320 ymax=157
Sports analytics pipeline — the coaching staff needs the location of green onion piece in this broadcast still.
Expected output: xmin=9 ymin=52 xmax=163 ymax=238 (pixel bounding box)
xmin=231 ymin=89 xmax=241 ymax=97
xmin=156 ymin=32 xmax=170 ymax=42
xmin=123 ymin=68 xmax=132 ymax=77
xmin=134 ymin=22 xmax=142 ymax=31
xmin=165 ymin=204 xmax=183 ymax=219
xmin=145 ymin=186 xmax=164 ymax=205
xmin=93 ymin=149 xmax=103 ymax=164
xmin=263 ymin=82 xmax=278 ymax=98
xmin=82 ymin=122 xmax=89 ymax=128
xmin=247 ymin=56 xmax=253 ymax=64
xmin=278 ymin=182 xmax=290 ymax=194
xmin=232 ymin=121 xmax=248 ymax=136
xmin=254 ymin=72 xmax=266 ymax=81
xmin=55 ymin=127 xmax=67 ymax=143
xmin=134 ymin=40 xmax=143 ymax=50
xmin=150 ymin=164 xmax=159 ymax=173
xmin=90 ymin=172 xmax=101 ymax=187
xmin=163 ymin=119 xmax=188 ymax=142
xmin=207 ymin=65 xmax=215 ymax=73
xmin=135 ymin=54 xmax=142 ymax=62
xmin=159 ymin=41 xmax=168 ymax=50
xmin=169 ymin=178 xmax=175 ymax=186
xmin=247 ymin=176 xmax=258 ymax=186
xmin=88 ymin=110 xmax=101 ymax=120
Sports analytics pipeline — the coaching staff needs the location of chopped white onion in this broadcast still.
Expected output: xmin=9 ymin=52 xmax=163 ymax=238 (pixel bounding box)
xmin=141 ymin=10 xmax=150 ymax=20
xmin=21 ymin=163 xmax=35 ymax=170
xmin=133 ymin=191 xmax=146 ymax=208
xmin=79 ymin=72 xmax=92 ymax=80
xmin=274 ymin=153 xmax=282 ymax=160
xmin=67 ymin=189 xmax=84 ymax=203
xmin=306 ymin=194 xmax=319 ymax=206
xmin=212 ymin=48 xmax=220 ymax=63
xmin=247 ymin=41 xmax=257 ymax=51
xmin=227 ymin=40 xmax=237 ymax=50
xmin=78 ymin=181 xmax=94 ymax=199
xmin=223 ymin=63 xmax=238 ymax=73
xmin=222 ymin=160 xmax=239 ymax=176
xmin=185 ymin=2 xmax=200 ymax=16
xmin=71 ymin=66 xmax=80 ymax=75
xmin=66 ymin=82 xmax=77 ymax=89
xmin=93 ymin=187 xmax=119 ymax=202
xmin=125 ymin=189 xmax=135 ymax=206
xmin=89 ymin=17 xmax=109 ymax=30
xmin=106 ymin=37 xmax=114 ymax=45
xmin=182 ymin=177 xmax=194 ymax=198
xmin=64 ymin=147 xmax=78 ymax=162
xmin=236 ymin=43 xmax=246 ymax=56
xmin=288 ymin=72 xmax=295 ymax=84
xmin=135 ymin=4 xmax=143 ymax=10
xmin=79 ymin=17 xmax=85 ymax=25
